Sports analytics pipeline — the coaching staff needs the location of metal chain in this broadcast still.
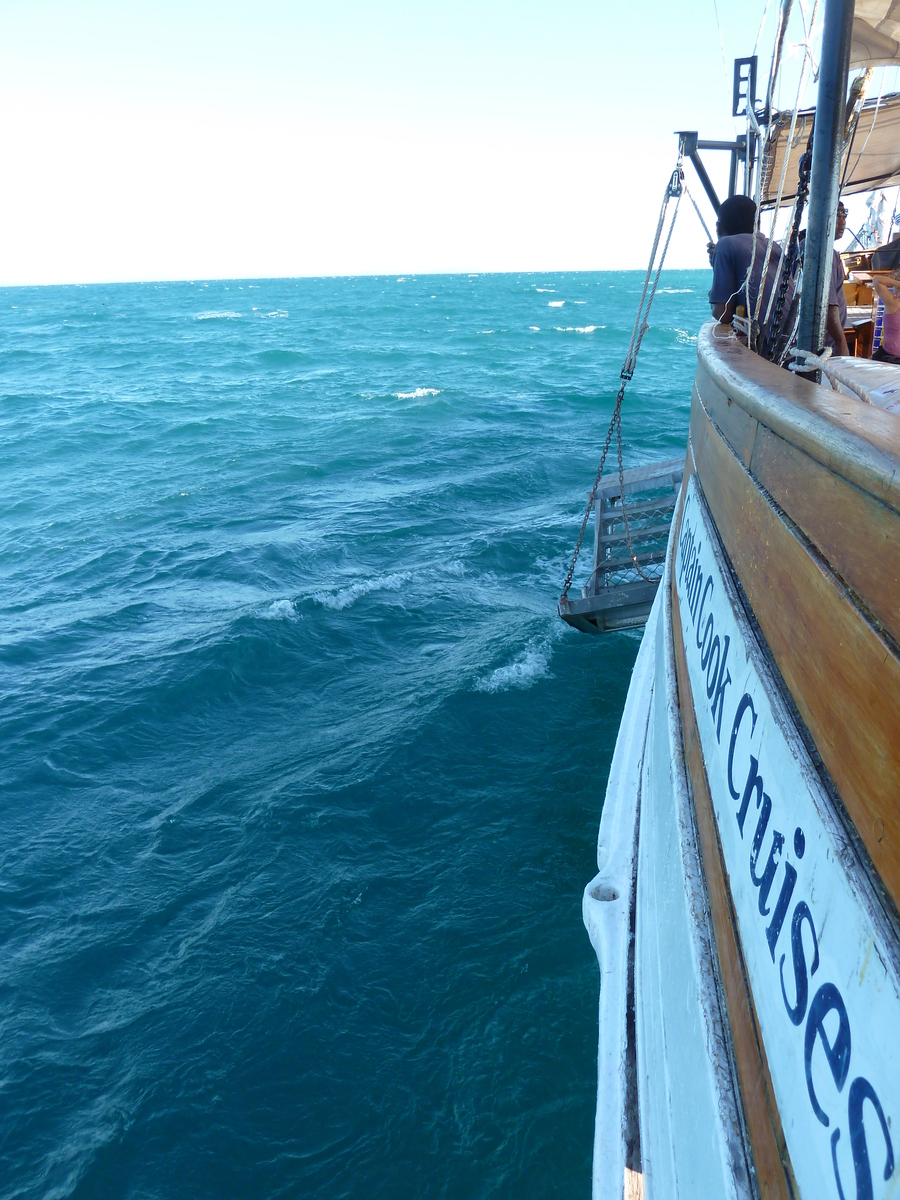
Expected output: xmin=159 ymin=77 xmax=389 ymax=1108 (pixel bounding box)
xmin=561 ymin=165 xmax=683 ymax=601
xmin=762 ymin=120 xmax=815 ymax=362
xmin=615 ymin=396 xmax=649 ymax=582
xmin=560 ymin=382 xmax=625 ymax=599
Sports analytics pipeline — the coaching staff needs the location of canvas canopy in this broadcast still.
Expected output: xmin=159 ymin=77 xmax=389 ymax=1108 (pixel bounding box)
xmin=759 ymin=91 xmax=900 ymax=206
xmin=852 ymin=3 xmax=900 ymax=68
xmin=756 ymin=4 xmax=900 ymax=208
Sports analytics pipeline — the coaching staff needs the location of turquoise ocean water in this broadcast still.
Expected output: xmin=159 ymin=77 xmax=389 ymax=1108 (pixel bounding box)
xmin=1 ymin=271 xmax=710 ymax=1199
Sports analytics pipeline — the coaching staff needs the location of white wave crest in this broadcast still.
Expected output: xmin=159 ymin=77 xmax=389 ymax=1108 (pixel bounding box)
xmin=536 ymin=288 xmax=555 ymax=293
xmin=314 ymin=572 xmax=410 ymax=612
xmin=658 ymin=288 xmax=693 ymax=294
xmin=394 ymin=387 xmax=442 ymax=399
xmin=555 ymin=325 xmax=605 ymax=334
xmin=476 ymin=642 xmax=551 ymax=693
xmin=194 ymin=311 xmax=241 ymax=320
xmin=548 ymin=300 xmax=565 ymax=307
xmin=675 ymin=328 xmax=698 ymax=344
xmin=529 ymin=326 xmax=541 ymax=331
xmin=263 ymin=599 xmax=297 ymax=620
xmin=261 ymin=309 xmax=289 ymax=318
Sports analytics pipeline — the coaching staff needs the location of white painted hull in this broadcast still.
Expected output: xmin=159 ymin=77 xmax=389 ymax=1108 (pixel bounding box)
xmin=585 ymin=471 xmax=900 ymax=1199
xmin=584 ymin=531 xmax=752 ymax=1199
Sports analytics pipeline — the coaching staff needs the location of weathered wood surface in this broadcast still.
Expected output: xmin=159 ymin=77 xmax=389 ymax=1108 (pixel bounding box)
xmin=592 ymin=455 xmax=685 ymax=497
xmin=670 ymin=517 xmax=795 ymax=1200
xmin=563 ymin=579 xmax=660 ymax=616
xmin=751 ymin=426 xmax=900 ymax=645
xmin=693 ymin=374 xmax=759 ymax=469
xmin=596 ymin=548 xmax=668 ymax=573
xmin=598 ymin=522 xmax=673 ymax=545
xmin=698 ymin=324 xmax=900 ymax=513
xmin=598 ymin=495 xmax=681 ymax=521
xmin=690 ymin=389 xmax=900 ymax=913
xmin=696 ymin=362 xmax=900 ymax=647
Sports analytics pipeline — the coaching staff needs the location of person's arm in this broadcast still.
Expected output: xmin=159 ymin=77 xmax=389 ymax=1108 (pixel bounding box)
xmin=825 ymin=306 xmax=849 ymax=356
xmin=711 ymin=300 xmax=736 ymax=324
xmin=873 ymin=277 xmax=900 ymax=313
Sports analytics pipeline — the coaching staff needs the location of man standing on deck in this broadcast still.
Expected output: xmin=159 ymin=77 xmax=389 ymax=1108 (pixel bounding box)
xmin=707 ymin=195 xmax=788 ymax=334
xmin=824 ymin=200 xmax=850 ymax=356
xmin=793 ymin=203 xmax=850 ymax=355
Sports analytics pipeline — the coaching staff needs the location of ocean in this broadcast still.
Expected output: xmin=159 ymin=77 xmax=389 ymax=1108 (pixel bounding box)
xmin=1 ymin=271 xmax=710 ymax=1199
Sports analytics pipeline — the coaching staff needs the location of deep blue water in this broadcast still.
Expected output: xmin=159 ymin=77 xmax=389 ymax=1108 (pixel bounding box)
xmin=1 ymin=271 xmax=709 ymax=1199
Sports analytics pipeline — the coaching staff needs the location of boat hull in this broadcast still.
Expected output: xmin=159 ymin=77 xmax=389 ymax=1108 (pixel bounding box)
xmin=585 ymin=326 xmax=900 ymax=1200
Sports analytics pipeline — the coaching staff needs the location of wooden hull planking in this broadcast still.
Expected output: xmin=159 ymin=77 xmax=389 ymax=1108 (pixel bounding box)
xmin=586 ymin=325 xmax=900 ymax=1199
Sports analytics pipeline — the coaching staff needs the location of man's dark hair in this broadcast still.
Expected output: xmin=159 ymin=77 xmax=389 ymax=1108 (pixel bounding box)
xmin=717 ymin=195 xmax=757 ymax=236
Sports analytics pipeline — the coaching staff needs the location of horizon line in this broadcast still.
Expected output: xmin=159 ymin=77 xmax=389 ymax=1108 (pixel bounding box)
xmin=0 ymin=265 xmax=713 ymax=290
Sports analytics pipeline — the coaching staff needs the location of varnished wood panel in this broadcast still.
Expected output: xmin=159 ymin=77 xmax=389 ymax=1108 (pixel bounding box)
xmin=698 ymin=324 xmax=900 ymax=514
xmin=690 ymin=393 xmax=900 ymax=913
xmin=670 ymin=536 xmax=795 ymax=1200
xmin=750 ymin=425 xmax=900 ymax=647
xmin=694 ymin=370 xmax=759 ymax=469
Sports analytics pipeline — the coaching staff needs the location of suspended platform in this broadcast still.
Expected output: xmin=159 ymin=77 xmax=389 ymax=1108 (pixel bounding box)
xmin=559 ymin=457 xmax=684 ymax=634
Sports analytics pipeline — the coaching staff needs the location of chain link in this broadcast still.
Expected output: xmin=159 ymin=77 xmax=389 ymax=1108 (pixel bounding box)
xmin=762 ymin=121 xmax=815 ymax=363
xmin=560 ymin=165 xmax=684 ymax=603
xmin=615 ymin=396 xmax=652 ymax=584
xmin=560 ymin=383 xmax=625 ymax=599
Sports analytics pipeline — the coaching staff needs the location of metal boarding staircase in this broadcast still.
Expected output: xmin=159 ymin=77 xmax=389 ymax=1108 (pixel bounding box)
xmin=559 ymin=457 xmax=684 ymax=634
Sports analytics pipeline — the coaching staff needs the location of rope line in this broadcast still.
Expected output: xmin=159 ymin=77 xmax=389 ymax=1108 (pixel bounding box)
xmin=787 ymin=346 xmax=875 ymax=402
xmin=560 ymin=165 xmax=683 ymax=604
xmin=758 ymin=0 xmax=820 ymax=333
xmin=754 ymin=0 xmax=774 ymax=55
xmin=710 ymin=0 xmax=731 ymax=101
xmin=684 ymin=183 xmax=714 ymax=243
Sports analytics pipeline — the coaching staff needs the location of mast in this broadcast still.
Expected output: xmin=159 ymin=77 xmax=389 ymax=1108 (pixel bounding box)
xmin=796 ymin=0 xmax=855 ymax=356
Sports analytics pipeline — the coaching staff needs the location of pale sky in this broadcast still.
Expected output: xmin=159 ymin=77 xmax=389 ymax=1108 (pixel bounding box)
xmin=0 ymin=1 xmax=875 ymax=285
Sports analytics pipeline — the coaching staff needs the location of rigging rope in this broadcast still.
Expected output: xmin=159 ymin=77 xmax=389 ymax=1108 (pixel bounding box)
xmin=762 ymin=121 xmax=815 ymax=362
xmin=756 ymin=0 xmax=820 ymax=337
xmin=787 ymin=346 xmax=875 ymax=402
xmin=684 ymin=183 xmax=714 ymax=243
xmin=741 ymin=0 xmax=818 ymax=354
xmin=560 ymin=164 xmax=683 ymax=605
xmin=846 ymin=67 xmax=886 ymax=183
xmin=754 ymin=0 xmax=774 ymax=55
xmin=710 ymin=0 xmax=731 ymax=99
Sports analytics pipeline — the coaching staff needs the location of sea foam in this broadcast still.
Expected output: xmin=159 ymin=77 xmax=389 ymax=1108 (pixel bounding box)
xmin=313 ymin=572 xmax=410 ymax=611
xmin=476 ymin=641 xmax=551 ymax=693
xmin=394 ymin=388 xmax=442 ymax=399
xmin=262 ymin=599 xmax=297 ymax=620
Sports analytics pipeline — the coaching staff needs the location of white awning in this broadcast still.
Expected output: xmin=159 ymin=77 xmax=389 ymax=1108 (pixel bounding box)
xmin=759 ymin=91 xmax=900 ymax=206
xmin=852 ymin=3 xmax=900 ymax=67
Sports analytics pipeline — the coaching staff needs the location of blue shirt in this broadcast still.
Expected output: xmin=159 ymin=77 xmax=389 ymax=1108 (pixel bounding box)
xmin=709 ymin=232 xmax=787 ymax=329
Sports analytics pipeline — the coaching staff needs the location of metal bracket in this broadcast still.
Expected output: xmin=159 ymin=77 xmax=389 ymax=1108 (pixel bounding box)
xmin=733 ymin=56 xmax=758 ymax=118
xmin=676 ymin=132 xmax=722 ymax=214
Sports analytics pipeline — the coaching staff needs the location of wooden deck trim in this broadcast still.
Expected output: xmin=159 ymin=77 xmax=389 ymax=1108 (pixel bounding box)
xmin=695 ymin=364 xmax=900 ymax=647
xmin=690 ymin=389 xmax=900 ymax=913
xmin=697 ymin=324 xmax=900 ymax=513
xmin=670 ymin=467 xmax=795 ymax=1200
xmin=750 ymin=426 xmax=900 ymax=647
